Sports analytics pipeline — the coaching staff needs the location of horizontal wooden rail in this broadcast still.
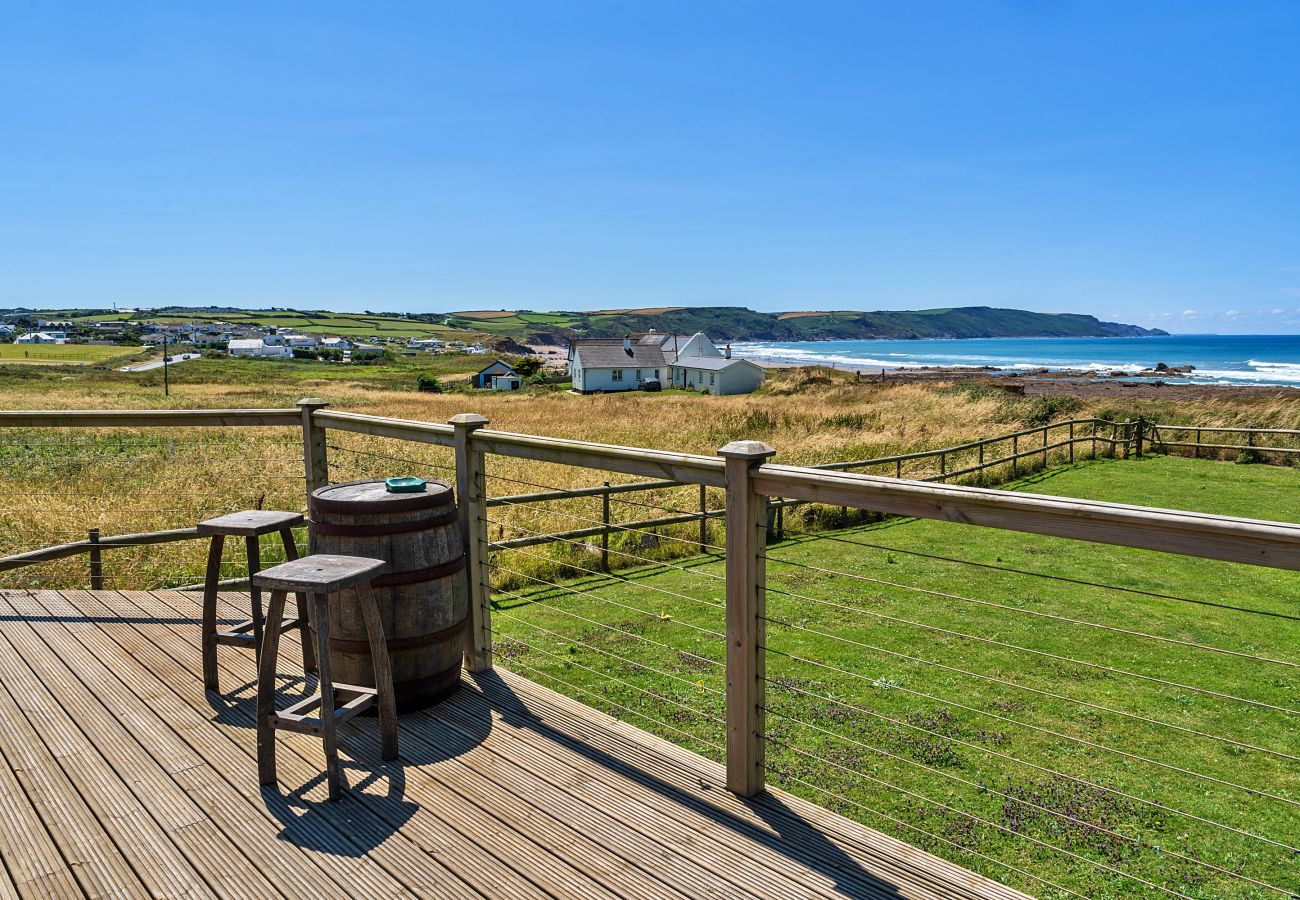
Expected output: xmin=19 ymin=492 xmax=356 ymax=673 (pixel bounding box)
xmin=750 ymin=464 xmax=1300 ymax=571
xmin=0 ymin=527 xmax=206 ymax=573
xmin=486 ymin=479 xmax=682 ymax=508
xmin=470 ymin=429 xmax=727 ymax=487
xmin=1153 ymin=440 xmax=1300 ymax=455
xmin=313 ymin=409 xmax=455 ymax=446
xmin=0 ymin=408 xmax=301 ymax=428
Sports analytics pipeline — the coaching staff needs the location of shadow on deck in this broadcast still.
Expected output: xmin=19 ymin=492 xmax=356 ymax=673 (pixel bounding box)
xmin=0 ymin=588 xmax=1025 ymax=899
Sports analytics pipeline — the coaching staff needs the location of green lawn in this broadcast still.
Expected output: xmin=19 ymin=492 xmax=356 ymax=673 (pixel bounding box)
xmin=492 ymin=455 xmax=1300 ymax=899
xmin=0 ymin=343 xmax=142 ymax=365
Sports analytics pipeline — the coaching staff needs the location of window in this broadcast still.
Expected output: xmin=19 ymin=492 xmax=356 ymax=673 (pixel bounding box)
xmin=635 ymin=369 xmax=642 ymax=380
xmin=710 ymin=373 xmax=716 ymax=385
xmin=654 ymin=369 xmax=660 ymax=379
xmin=612 ymin=369 xmax=623 ymax=382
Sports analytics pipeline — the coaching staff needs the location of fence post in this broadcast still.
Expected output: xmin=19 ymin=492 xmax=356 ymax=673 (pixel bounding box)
xmin=1135 ymin=417 xmax=1145 ymax=458
xmin=1041 ymin=425 xmax=1048 ymax=468
xmin=451 ymin=413 xmax=492 ymax=673
xmin=1012 ymin=434 xmax=1018 ymax=476
xmin=939 ymin=450 xmax=946 ymax=481
xmin=88 ymin=528 xmax=104 ymax=590
xmin=1068 ymin=421 xmax=1075 ymax=464
xmin=297 ymin=398 xmax=330 ymax=496
xmin=719 ymin=439 xmax=775 ymax=797
xmin=601 ymin=482 xmax=611 ymax=572
xmin=1194 ymin=428 xmax=1201 ymax=458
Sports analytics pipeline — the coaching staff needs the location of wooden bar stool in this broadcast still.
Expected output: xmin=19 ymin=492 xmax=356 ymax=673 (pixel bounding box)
xmin=197 ymin=510 xmax=313 ymax=692
xmin=252 ymin=554 xmax=398 ymax=801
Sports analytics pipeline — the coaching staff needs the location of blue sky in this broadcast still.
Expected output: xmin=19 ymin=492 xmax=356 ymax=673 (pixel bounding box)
xmin=2 ymin=2 xmax=1298 ymax=332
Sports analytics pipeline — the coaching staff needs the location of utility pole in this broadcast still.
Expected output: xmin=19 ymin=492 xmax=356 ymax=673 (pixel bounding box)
xmin=162 ymin=336 xmax=170 ymax=397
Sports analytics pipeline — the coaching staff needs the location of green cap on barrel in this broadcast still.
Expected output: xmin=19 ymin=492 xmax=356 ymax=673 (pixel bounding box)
xmin=384 ymin=476 xmax=426 ymax=493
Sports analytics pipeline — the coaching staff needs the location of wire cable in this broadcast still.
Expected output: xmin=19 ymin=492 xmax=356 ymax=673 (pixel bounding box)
xmin=761 ymin=580 xmax=1300 ymax=717
xmin=758 ymin=630 xmax=1300 ymax=810
xmin=484 ymin=564 xmax=725 ymax=639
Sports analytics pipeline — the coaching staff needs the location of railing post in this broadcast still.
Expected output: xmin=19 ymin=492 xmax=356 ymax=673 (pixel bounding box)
xmin=1012 ymin=434 xmax=1018 ymax=476
xmin=1194 ymin=427 xmax=1201 ymax=458
xmin=451 ymin=413 xmax=492 ymax=673
xmin=601 ymin=481 xmax=611 ymax=572
xmin=939 ymin=450 xmax=946 ymax=480
xmin=1041 ymin=425 xmax=1048 ymax=467
xmin=719 ymin=440 xmax=776 ymax=798
xmin=297 ymin=398 xmax=330 ymax=496
xmin=1135 ymin=416 xmax=1145 ymax=458
xmin=1068 ymin=421 xmax=1075 ymax=464
xmin=87 ymin=528 xmax=104 ymax=590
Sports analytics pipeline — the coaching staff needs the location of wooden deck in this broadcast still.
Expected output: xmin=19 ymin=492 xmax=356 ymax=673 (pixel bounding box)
xmin=0 ymin=588 xmax=1026 ymax=900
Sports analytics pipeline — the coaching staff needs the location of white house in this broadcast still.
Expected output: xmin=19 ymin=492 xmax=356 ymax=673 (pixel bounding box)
xmin=320 ymin=337 xmax=353 ymax=351
xmin=569 ymin=338 xmax=667 ymax=393
xmin=227 ymin=339 xmax=292 ymax=359
xmin=282 ymin=333 xmax=319 ymax=348
xmin=408 ymin=338 xmax=445 ymax=352
xmin=662 ymin=332 xmax=765 ymax=396
xmin=15 ymin=332 xmax=68 ymax=344
xmin=491 ymin=374 xmax=523 ymax=391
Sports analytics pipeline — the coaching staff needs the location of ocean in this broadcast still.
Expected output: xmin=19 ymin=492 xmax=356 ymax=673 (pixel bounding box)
xmin=735 ymin=334 xmax=1300 ymax=387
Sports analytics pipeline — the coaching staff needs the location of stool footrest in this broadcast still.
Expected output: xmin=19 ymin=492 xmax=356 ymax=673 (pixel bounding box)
xmin=272 ymin=683 xmax=377 ymax=737
xmin=214 ymin=616 xmax=303 ymax=647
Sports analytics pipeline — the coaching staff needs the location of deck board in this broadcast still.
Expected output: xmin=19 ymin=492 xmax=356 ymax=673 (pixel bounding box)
xmin=0 ymin=589 xmax=1028 ymax=900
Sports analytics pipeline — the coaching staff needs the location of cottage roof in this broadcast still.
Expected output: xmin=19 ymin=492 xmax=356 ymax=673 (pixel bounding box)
xmin=228 ymin=339 xmax=264 ymax=350
xmin=670 ymin=356 xmax=762 ymax=372
xmin=475 ymin=359 xmax=516 ymax=376
xmin=572 ymin=342 xmax=667 ymax=369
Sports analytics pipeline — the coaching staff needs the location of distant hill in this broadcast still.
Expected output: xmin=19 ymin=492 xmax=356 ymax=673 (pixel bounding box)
xmin=445 ymin=306 xmax=1168 ymax=343
xmin=5 ymin=304 xmax=1168 ymax=345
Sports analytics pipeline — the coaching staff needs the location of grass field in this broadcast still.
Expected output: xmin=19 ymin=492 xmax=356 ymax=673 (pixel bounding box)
xmin=492 ymin=455 xmax=1300 ymax=898
xmin=0 ymin=343 xmax=142 ymax=365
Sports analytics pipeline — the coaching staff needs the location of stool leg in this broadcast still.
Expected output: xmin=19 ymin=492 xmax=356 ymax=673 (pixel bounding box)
xmin=245 ymin=535 xmax=264 ymax=662
xmin=201 ymin=535 xmax=225 ymax=692
xmin=257 ymin=588 xmax=289 ymax=789
xmin=357 ymin=582 xmax=398 ymax=761
xmin=312 ymin=593 xmax=342 ymax=801
xmin=278 ymin=528 xmax=315 ymax=674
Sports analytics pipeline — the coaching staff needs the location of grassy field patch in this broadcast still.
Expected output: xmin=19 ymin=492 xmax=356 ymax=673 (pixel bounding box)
xmin=0 ymin=344 xmax=142 ymax=365
xmin=493 ymin=455 xmax=1300 ymax=898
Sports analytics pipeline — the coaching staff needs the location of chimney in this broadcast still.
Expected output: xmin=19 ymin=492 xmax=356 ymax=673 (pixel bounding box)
xmin=724 ymin=344 xmax=732 ymax=359
xmin=623 ymin=336 xmax=632 ymax=355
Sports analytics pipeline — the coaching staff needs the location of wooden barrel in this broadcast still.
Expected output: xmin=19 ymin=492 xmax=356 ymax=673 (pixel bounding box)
xmin=308 ymin=479 xmax=466 ymax=712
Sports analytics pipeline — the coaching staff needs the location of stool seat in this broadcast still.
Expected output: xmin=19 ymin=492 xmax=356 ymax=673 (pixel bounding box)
xmin=199 ymin=509 xmax=312 ymax=693
xmin=252 ymin=555 xmax=386 ymax=594
xmin=198 ymin=510 xmax=305 ymax=537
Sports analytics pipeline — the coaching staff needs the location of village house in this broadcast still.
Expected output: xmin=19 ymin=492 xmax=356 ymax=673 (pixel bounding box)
xmin=664 ymin=332 xmax=765 ymax=395
xmin=568 ymin=338 xmax=667 ymax=393
xmin=15 ymin=331 xmax=69 ymax=344
xmin=319 ymin=336 xmax=353 ymax=351
xmin=408 ymin=338 xmax=445 ymax=352
xmin=472 ymin=359 xmax=517 ymax=388
xmin=227 ymin=338 xmax=292 ymax=359
xmin=569 ymin=331 xmax=765 ymax=395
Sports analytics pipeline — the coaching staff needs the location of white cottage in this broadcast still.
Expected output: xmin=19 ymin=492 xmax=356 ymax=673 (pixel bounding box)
xmin=569 ymin=339 xmax=667 ymax=393
xmin=662 ymin=332 xmax=764 ymax=395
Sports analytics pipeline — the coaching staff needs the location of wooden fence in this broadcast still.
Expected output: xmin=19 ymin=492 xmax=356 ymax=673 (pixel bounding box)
xmin=2 ymin=406 xmax=1298 ymax=588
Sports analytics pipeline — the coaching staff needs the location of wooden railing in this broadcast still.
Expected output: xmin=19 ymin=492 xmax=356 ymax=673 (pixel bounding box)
xmin=3 ymin=404 xmax=1296 ymax=588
